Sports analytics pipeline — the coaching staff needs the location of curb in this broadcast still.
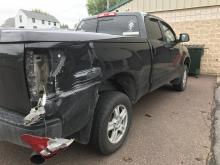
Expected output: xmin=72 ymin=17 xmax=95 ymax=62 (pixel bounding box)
xmin=213 ymin=87 xmax=220 ymax=165
xmin=217 ymin=76 xmax=220 ymax=86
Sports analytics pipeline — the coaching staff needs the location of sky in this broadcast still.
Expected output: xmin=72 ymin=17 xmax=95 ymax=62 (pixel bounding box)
xmin=0 ymin=0 xmax=89 ymax=28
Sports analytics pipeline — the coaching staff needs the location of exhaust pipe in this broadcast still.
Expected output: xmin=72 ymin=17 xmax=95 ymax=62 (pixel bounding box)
xmin=21 ymin=134 xmax=74 ymax=164
xmin=30 ymin=152 xmax=45 ymax=164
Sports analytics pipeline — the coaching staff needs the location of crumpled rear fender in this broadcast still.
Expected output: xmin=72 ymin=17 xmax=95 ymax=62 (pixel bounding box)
xmin=25 ymin=42 xmax=102 ymax=141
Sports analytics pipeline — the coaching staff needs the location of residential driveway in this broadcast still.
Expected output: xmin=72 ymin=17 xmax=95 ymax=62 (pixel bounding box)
xmin=0 ymin=76 xmax=216 ymax=165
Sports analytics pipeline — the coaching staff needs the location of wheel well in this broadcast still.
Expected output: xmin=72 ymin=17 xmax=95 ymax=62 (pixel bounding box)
xmin=99 ymin=73 xmax=137 ymax=103
xmin=184 ymin=57 xmax=191 ymax=69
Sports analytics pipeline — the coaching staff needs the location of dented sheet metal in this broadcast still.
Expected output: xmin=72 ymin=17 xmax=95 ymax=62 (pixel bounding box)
xmin=57 ymin=67 xmax=102 ymax=98
xmin=24 ymin=91 xmax=47 ymax=126
xmin=24 ymin=106 xmax=45 ymax=126
xmin=40 ymin=138 xmax=74 ymax=157
xmin=0 ymin=27 xmax=153 ymax=150
xmin=21 ymin=134 xmax=74 ymax=157
xmin=24 ymin=42 xmax=102 ymax=136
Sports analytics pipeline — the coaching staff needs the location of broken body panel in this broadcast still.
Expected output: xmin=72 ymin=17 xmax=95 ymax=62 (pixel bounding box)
xmin=0 ymin=12 xmax=190 ymax=163
xmin=0 ymin=29 xmax=152 ymax=147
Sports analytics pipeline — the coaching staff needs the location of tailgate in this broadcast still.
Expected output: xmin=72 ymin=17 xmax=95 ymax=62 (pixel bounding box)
xmin=0 ymin=44 xmax=30 ymax=114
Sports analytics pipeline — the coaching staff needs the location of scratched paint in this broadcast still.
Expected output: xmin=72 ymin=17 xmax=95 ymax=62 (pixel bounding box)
xmin=24 ymin=42 xmax=102 ymax=137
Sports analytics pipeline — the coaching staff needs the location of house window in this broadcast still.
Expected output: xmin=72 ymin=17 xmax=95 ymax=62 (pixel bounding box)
xmin=48 ymin=21 xmax=51 ymax=25
xmin=19 ymin=26 xmax=24 ymax=28
xmin=42 ymin=20 xmax=45 ymax=24
xmin=33 ymin=26 xmax=37 ymax=29
xmin=32 ymin=18 xmax=35 ymax=23
xmin=19 ymin=15 xmax=22 ymax=23
xmin=54 ymin=22 xmax=56 ymax=26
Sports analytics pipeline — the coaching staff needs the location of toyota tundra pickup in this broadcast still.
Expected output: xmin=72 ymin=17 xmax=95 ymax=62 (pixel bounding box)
xmin=0 ymin=12 xmax=190 ymax=164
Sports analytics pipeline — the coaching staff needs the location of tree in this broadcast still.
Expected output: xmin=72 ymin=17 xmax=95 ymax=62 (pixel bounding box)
xmin=60 ymin=24 xmax=69 ymax=29
xmin=87 ymin=0 xmax=106 ymax=15
xmin=31 ymin=9 xmax=49 ymax=15
xmin=87 ymin=0 xmax=121 ymax=15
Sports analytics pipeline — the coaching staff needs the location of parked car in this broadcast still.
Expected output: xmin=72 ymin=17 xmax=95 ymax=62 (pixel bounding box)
xmin=0 ymin=12 xmax=190 ymax=164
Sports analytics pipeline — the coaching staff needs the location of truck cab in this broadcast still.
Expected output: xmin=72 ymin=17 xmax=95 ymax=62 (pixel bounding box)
xmin=77 ymin=12 xmax=190 ymax=92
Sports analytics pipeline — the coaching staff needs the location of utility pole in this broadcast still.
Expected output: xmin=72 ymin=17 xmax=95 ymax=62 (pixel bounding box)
xmin=107 ymin=0 xmax=110 ymax=9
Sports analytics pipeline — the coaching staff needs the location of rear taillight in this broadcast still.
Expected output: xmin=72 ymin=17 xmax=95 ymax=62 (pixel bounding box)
xmin=97 ymin=12 xmax=116 ymax=18
xmin=21 ymin=134 xmax=49 ymax=153
xmin=21 ymin=134 xmax=74 ymax=158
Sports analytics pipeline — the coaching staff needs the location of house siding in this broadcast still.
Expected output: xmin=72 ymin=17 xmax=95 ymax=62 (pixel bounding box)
xmin=15 ymin=10 xmax=28 ymax=28
xmin=112 ymin=0 xmax=220 ymax=12
xmin=15 ymin=10 xmax=60 ymax=29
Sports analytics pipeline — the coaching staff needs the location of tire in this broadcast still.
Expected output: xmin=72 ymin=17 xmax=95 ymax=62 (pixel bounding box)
xmin=90 ymin=91 xmax=132 ymax=155
xmin=173 ymin=65 xmax=188 ymax=91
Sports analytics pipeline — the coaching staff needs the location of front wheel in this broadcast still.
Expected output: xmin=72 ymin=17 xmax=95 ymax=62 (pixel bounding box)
xmin=173 ymin=65 xmax=188 ymax=91
xmin=90 ymin=92 xmax=132 ymax=155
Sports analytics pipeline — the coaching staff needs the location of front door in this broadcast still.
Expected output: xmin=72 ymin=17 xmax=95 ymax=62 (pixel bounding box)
xmin=159 ymin=21 xmax=181 ymax=81
xmin=145 ymin=17 xmax=171 ymax=91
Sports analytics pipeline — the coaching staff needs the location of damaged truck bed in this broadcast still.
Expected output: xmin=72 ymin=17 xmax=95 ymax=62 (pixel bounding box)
xmin=0 ymin=12 xmax=190 ymax=164
xmin=0 ymin=30 xmax=111 ymax=162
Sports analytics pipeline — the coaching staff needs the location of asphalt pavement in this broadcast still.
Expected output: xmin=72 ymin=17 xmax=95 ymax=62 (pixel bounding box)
xmin=0 ymin=76 xmax=216 ymax=165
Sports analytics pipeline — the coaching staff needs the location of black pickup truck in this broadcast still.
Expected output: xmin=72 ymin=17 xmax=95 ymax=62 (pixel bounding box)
xmin=0 ymin=12 xmax=190 ymax=163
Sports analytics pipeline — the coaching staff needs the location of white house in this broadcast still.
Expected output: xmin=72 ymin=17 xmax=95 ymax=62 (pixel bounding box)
xmin=14 ymin=9 xmax=60 ymax=29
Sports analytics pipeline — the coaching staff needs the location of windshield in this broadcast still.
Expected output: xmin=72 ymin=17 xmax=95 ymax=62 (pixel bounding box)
xmin=77 ymin=15 xmax=140 ymax=36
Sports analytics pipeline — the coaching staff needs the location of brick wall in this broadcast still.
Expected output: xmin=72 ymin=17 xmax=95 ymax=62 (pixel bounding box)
xmin=170 ymin=20 xmax=220 ymax=75
xmin=114 ymin=4 xmax=220 ymax=75
xmin=152 ymin=6 xmax=220 ymax=75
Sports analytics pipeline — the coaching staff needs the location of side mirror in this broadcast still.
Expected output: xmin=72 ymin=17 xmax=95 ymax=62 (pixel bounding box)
xmin=179 ymin=33 xmax=190 ymax=42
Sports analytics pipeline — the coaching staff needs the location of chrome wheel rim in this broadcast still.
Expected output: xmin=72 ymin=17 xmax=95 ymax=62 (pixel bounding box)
xmin=107 ymin=105 xmax=128 ymax=144
xmin=182 ymin=69 xmax=187 ymax=87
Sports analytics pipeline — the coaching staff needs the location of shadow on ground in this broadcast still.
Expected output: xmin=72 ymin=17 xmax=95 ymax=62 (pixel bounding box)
xmin=0 ymin=76 xmax=216 ymax=165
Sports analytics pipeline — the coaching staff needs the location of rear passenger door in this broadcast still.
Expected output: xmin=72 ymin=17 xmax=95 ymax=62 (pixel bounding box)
xmin=145 ymin=17 xmax=172 ymax=91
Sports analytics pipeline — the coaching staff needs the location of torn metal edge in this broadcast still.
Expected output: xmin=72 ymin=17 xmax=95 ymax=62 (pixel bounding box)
xmin=24 ymin=88 xmax=47 ymax=126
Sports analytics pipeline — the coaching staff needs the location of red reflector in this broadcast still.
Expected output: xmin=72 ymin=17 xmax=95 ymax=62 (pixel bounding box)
xmin=97 ymin=12 xmax=116 ymax=18
xmin=21 ymin=134 xmax=49 ymax=153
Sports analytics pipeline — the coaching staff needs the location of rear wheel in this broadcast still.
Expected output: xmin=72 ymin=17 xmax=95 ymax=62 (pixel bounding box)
xmin=173 ymin=65 xmax=188 ymax=91
xmin=90 ymin=91 xmax=132 ymax=155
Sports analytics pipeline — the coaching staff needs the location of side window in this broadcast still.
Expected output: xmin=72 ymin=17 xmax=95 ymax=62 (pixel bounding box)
xmin=77 ymin=19 xmax=97 ymax=32
xmin=97 ymin=16 xmax=139 ymax=36
xmin=160 ymin=22 xmax=176 ymax=44
xmin=145 ymin=18 xmax=163 ymax=41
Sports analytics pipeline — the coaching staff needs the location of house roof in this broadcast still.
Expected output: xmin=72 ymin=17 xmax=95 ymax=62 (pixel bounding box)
xmin=20 ymin=9 xmax=60 ymax=23
xmin=1 ymin=18 xmax=15 ymax=27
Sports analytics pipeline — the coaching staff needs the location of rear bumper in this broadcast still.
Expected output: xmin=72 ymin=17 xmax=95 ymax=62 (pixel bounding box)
xmin=0 ymin=107 xmax=62 ymax=147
